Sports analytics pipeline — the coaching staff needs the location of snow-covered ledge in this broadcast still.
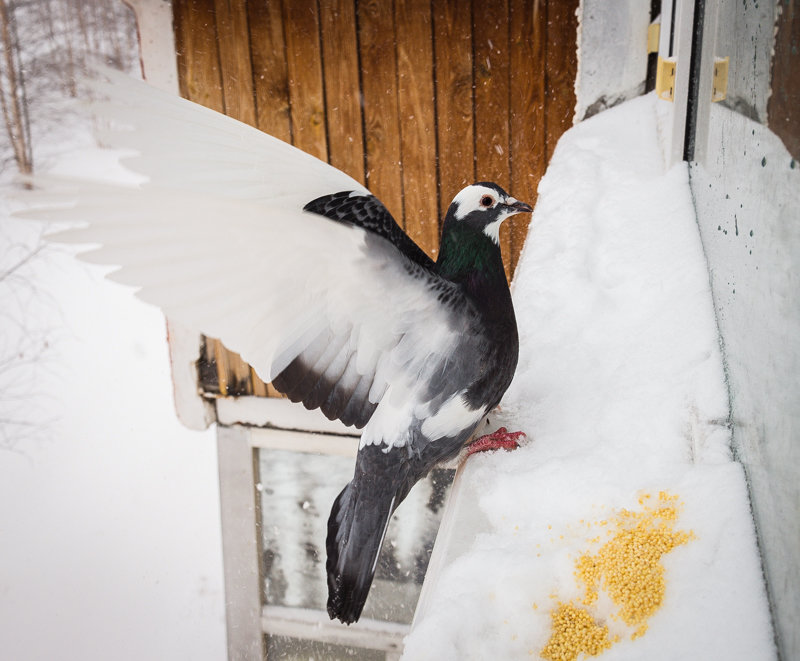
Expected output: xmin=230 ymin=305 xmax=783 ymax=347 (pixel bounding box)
xmin=406 ymin=95 xmax=775 ymax=660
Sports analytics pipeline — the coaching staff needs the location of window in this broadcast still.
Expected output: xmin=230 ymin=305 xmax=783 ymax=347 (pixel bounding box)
xmin=216 ymin=406 xmax=454 ymax=660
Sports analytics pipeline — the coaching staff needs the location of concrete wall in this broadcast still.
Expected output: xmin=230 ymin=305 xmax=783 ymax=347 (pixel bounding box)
xmin=688 ymin=3 xmax=799 ymax=658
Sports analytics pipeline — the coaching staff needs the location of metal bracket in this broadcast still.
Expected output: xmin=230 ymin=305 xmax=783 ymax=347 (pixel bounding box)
xmin=656 ymin=57 xmax=677 ymax=102
xmin=712 ymin=56 xmax=729 ymax=102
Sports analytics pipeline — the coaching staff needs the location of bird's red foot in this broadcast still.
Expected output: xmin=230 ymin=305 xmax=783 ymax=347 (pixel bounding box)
xmin=466 ymin=427 xmax=526 ymax=457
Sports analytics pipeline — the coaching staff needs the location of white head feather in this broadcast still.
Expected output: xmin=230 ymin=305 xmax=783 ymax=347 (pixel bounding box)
xmin=451 ymin=184 xmax=525 ymax=244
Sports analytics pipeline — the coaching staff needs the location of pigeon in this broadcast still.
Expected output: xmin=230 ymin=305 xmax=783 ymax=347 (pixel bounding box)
xmin=17 ymin=69 xmax=530 ymax=625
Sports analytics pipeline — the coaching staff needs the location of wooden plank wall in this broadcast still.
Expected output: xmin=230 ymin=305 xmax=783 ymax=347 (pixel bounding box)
xmin=172 ymin=0 xmax=578 ymax=397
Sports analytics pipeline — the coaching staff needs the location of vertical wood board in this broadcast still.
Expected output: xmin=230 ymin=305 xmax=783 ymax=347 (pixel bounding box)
xmin=473 ymin=0 xmax=513 ymax=278
xmin=282 ymin=0 xmax=328 ymax=160
xmin=319 ymin=0 xmax=366 ymax=183
xmin=213 ymin=0 xmax=256 ymax=125
xmin=248 ymin=0 xmax=292 ymax=142
xmin=358 ymin=0 xmax=404 ymax=221
xmin=768 ymin=0 xmax=800 ymax=159
xmin=173 ymin=0 xmax=224 ymax=111
xmin=395 ymin=0 xmax=439 ymax=256
xmin=509 ymin=0 xmax=547 ymax=274
xmin=544 ymin=0 xmax=579 ymax=160
xmin=433 ymin=0 xmax=475 ymax=220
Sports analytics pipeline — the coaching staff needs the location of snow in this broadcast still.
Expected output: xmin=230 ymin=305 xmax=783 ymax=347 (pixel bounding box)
xmin=0 ymin=112 xmax=226 ymax=660
xmin=405 ymin=95 xmax=776 ymax=660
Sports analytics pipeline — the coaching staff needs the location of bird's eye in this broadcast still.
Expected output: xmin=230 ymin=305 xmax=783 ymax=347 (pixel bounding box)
xmin=480 ymin=195 xmax=494 ymax=207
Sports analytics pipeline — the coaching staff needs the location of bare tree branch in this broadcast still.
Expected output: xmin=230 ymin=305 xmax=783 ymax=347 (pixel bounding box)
xmin=0 ymin=242 xmax=43 ymax=281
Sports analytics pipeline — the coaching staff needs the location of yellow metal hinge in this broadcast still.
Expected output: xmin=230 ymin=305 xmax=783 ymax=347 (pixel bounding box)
xmin=647 ymin=23 xmax=660 ymax=54
xmin=712 ymin=56 xmax=730 ymax=102
xmin=656 ymin=57 xmax=677 ymax=102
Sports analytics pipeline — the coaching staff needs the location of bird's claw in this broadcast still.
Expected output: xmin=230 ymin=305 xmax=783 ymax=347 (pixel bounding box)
xmin=465 ymin=427 xmax=527 ymax=457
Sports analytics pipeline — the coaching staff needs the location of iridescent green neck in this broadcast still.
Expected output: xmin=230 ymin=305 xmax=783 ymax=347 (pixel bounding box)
xmin=435 ymin=221 xmax=506 ymax=286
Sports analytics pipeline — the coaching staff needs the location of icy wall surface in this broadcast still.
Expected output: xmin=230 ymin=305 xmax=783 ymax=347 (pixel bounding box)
xmin=405 ymin=95 xmax=775 ymax=660
xmin=689 ymin=102 xmax=800 ymax=661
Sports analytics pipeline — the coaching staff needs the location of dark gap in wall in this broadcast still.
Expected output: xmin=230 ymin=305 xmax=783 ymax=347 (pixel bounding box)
xmin=683 ymin=0 xmax=705 ymax=162
xmin=645 ymin=0 xmax=661 ymax=93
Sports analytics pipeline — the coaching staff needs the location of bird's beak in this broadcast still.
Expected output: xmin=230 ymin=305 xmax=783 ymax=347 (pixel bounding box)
xmin=502 ymin=198 xmax=533 ymax=215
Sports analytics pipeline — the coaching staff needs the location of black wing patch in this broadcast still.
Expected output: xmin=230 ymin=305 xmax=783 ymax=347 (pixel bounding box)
xmin=271 ymin=327 xmax=378 ymax=429
xmin=304 ymin=192 xmax=434 ymax=269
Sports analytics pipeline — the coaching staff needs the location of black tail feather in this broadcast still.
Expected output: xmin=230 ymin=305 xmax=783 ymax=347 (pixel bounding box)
xmin=326 ymin=481 xmax=396 ymax=624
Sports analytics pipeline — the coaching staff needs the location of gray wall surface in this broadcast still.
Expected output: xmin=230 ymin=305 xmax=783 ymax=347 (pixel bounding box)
xmin=689 ymin=80 xmax=799 ymax=661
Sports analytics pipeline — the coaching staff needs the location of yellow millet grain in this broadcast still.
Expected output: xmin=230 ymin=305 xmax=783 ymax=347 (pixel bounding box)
xmin=539 ymin=492 xmax=693 ymax=660
xmin=540 ymin=603 xmax=613 ymax=661
xmin=575 ymin=492 xmax=693 ymax=631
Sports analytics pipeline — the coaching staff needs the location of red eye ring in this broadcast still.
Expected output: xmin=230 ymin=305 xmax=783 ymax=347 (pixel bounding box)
xmin=480 ymin=195 xmax=494 ymax=207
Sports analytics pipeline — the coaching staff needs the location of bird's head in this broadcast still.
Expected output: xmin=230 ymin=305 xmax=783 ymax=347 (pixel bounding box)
xmin=445 ymin=182 xmax=533 ymax=244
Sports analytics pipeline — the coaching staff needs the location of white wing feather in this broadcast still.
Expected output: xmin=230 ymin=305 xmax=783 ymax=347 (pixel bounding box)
xmin=16 ymin=70 xmax=467 ymax=446
xmin=86 ymin=67 xmax=366 ymax=203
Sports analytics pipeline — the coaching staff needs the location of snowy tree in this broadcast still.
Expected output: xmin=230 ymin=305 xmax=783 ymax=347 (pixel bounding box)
xmin=0 ymin=0 xmax=33 ymax=175
xmin=0 ymin=0 xmax=138 ymax=451
xmin=0 ymin=0 xmax=138 ymax=175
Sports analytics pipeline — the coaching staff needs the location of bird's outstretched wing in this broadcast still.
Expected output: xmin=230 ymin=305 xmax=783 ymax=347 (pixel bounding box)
xmin=17 ymin=69 xmax=475 ymax=438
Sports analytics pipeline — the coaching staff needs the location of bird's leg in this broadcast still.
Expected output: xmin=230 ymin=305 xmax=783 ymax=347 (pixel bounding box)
xmin=465 ymin=426 xmax=526 ymax=457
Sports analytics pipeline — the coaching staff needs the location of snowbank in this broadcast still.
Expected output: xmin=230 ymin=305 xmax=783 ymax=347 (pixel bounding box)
xmin=405 ymin=95 xmax=775 ymax=660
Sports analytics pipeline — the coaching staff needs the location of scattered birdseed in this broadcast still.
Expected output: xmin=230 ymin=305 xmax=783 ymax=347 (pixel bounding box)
xmin=540 ymin=492 xmax=694 ymax=660
xmin=576 ymin=491 xmax=694 ymax=636
xmin=540 ymin=603 xmax=614 ymax=661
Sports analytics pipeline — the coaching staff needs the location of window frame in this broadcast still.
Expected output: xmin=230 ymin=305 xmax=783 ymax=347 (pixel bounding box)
xmin=217 ymin=410 xmax=416 ymax=660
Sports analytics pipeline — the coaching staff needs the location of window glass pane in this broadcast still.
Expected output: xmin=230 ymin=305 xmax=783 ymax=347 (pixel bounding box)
xmin=258 ymin=447 xmax=453 ymax=624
